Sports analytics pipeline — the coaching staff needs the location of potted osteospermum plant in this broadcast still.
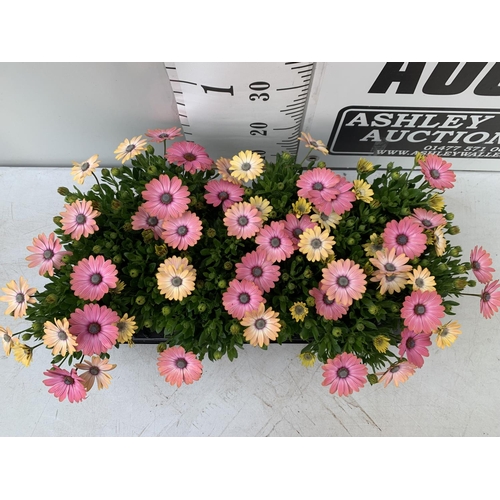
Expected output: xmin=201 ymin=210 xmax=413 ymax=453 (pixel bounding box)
xmin=1 ymin=127 xmax=498 ymax=403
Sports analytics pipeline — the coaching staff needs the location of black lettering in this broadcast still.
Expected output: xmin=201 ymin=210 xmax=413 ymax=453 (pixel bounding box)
xmin=368 ymin=62 xmax=426 ymax=94
xmin=474 ymin=63 xmax=500 ymax=96
xmin=422 ymin=62 xmax=487 ymax=95
xmin=201 ymin=84 xmax=234 ymax=96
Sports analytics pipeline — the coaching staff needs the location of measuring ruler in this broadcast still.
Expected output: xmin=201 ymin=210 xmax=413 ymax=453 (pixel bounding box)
xmin=165 ymin=62 xmax=316 ymax=162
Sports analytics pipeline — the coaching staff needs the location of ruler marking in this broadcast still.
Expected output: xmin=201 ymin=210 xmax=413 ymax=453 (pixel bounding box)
xmin=291 ymin=63 xmax=314 ymax=70
xmin=179 ymin=114 xmax=187 ymax=118
xmin=176 ymin=102 xmax=186 ymax=106
xmin=184 ymin=132 xmax=193 ymax=135
xmin=181 ymin=124 xmax=190 ymax=127
xmin=288 ymin=111 xmax=304 ymax=117
xmin=169 ymin=79 xmax=198 ymax=86
xmin=173 ymin=90 xmax=183 ymax=94
xmin=276 ymin=84 xmax=309 ymax=91
xmin=293 ymin=97 xmax=308 ymax=103
xmin=285 ymin=62 xmax=300 ymax=65
xmin=165 ymin=66 xmax=176 ymax=70
xmin=282 ymin=105 xmax=306 ymax=112
xmin=298 ymin=69 xmax=313 ymax=74
xmin=273 ymin=126 xmax=298 ymax=130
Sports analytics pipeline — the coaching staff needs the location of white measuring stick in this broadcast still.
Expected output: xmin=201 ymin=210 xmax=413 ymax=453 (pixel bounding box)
xmin=165 ymin=62 xmax=315 ymax=163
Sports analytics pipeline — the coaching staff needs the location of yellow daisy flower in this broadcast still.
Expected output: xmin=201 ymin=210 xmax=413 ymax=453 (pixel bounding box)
xmin=414 ymin=152 xmax=426 ymax=164
xmin=114 ymin=135 xmax=148 ymax=164
xmin=1 ymin=326 xmax=17 ymax=356
xmin=299 ymin=352 xmax=316 ymax=368
xmin=71 ymin=154 xmax=100 ymax=185
xmin=373 ymin=335 xmax=391 ymax=353
xmin=290 ymin=302 xmax=308 ymax=322
xmin=116 ymin=313 xmax=138 ymax=344
xmin=363 ymin=234 xmax=384 ymax=257
xmin=434 ymin=321 xmax=462 ymax=349
xmin=249 ymin=196 xmax=273 ymax=222
xmin=371 ymin=272 xmax=408 ymax=295
xmin=352 ymin=179 xmax=374 ymax=203
xmin=215 ymin=157 xmax=242 ymax=185
xmin=298 ymin=132 xmax=329 ymax=155
xmin=240 ymin=303 xmax=281 ymax=347
xmin=310 ymin=208 xmax=342 ymax=231
xmin=357 ymin=158 xmax=374 ymax=173
xmin=12 ymin=343 xmax=33 ymax=367
xmin=298 ymin=226 xmax=335 ymax=262
xmin=111 ymin=280 xmax=126 ymax=294
xmin=0 ymin=277 xmax=37 ymax=318
xmin=406 ymin=266 xmax=436 ymax=292
xmin=428 ymin=193 xmax=445 ymax=212
xmin=292 ymin=197 xmax=312 ymax=217
xmin=434 ymin=225 xmax=447 ymax=256
xmin=156 ymin=263 xmax=196 ymax=301
xmin=229 ymin=150 xmax=265 ymax=182
xmin=43 ymin=318 xmax=78 ymax=356
xmin=75 ymin=356 xmax=117 ymax=391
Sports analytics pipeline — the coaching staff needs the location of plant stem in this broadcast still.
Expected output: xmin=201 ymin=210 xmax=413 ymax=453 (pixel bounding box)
xmin=92 ymin=172 xmax=103 ymax=192
xmin=460 ymin=293 xmax=481 ymax=297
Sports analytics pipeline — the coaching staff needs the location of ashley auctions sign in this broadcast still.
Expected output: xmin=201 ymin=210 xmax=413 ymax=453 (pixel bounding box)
xmin=302 ymin=62 xmax=500 ymax=171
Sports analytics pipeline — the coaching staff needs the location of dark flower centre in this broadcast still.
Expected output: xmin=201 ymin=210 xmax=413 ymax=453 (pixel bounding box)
xmin=15 ymin=293 xmax=25 ymax=303
xmin=88 ymin=322 xmax=101 ymax=335
xmin=430 ymin=169 xmax=440 ymax=179
xmin=415 ymin=278 xmax=425 ymax=288
xmin=337 ymin=367 xmax=349 ymax=379
xmin=311 ymin=238 xmax=322 ymax=249
xmin=337 ymin=276 xmax=349 ymax=288
xmin=76 ymin=214 xmax=87 ymax=224
xmin=43 ymin=249 xmax=54 ymax=260
xmin=483 ymin=292 xmax=491 ymax=302
xmin=384 ymin=263 xmax=396 ymax=272
xmin=320 ymin=213 xmax=329 ymax=221
xmin=158 ymin=133 xmax=168 ymax=139
xmin=255 ymin=318 xmax=267 ymax=330
xmin=414 ymin=304 xmax=426 ymax=315
xmin=184 ymin=153 xmax=196 ymax=162
xmin=177 ymin=225 xmax=188 ymax=236
xmin=3 ymin=333 xmax=11 ymax=342
xmin=386 ymin=274 xmax=396 ymax=282
xmin=294 ymin=306 xmax=305 ymax=315
xmin=472 ymin=261 xmax=481 ymax=270
xmin=406 ymin=338 xmax=416 ymax=349
xmin=251 ymin=266 xmax=263 ymax=277
xmin=422 ymin=219 xmax=432 ymax=227
xmin=313 ymin=182 xmax=324 ymax=191
xmin=161 ymin=193 xmax=173 ymax=205
xmin=218 ymin=191 xmax=229 ymax=201
xmin=239 ymin=292 xmax=250 ymax=304
xmin=323 ymin=294 xmax=334 ymax=305
xmin=81 ymin=162 xmax=90 ymax=171
xmin=270 ymin=237 xmax=281 ymax=248
xmin=176 ymin=358 xmax=188 ymax=369
xmin=171 ymin=276 xmax=183 ymax=287
xmin=91 ymin=273 xmax=102 ymax=285
xmin=292 ymin=228 xmax=303 ymax=238
xmin=125 ymin=144 xmax=135 ymax=153
xmin=63 ymin=376 xmax=74 ymax=385
xmin=241 ymin=162 xmax=252 ymax=171
xmin=57 ymin=330 xmax=68 ymax=341
xmin=89 ymin=366 xmax=100 ymax=376
xmin=396 ymin=234 xmax=409 ymax=245
xmin=117 ymin=322 xmax=126 ymax=333
xmin=390 ymin=365 xmax=401 ymax=373
xmin=311 ymin=141 xmax=318 ymax=148
xmin=238 ymin=216 xmax=249 ymax=227
xmin=147 ymin=216 xmax=158 ymax=227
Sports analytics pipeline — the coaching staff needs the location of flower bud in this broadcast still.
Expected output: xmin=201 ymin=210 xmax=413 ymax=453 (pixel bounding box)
xmin=146 ymin=144 xmax=155 ymax=155
xmin=317 ymin=161 xmax=326 ymax=168
xmin=142 ymin=229 xmax=155 ymax=243
xmin=281 ymin=273 xmax=290 ymax=282
xmin=367 ymin=215 xmax=377 ymax=224
xmin=368 ymin=305 xmax=379 ymax=315
xmin=146 ymin=165 xmax=158 ymax=176
xmin=448 ymin=226 xmax=460 ymax=235
xmin=420 ymin=259 xmax=429 ymax=268
xmin=123 ymin=222 xmax=133 ymax=232
xmin=57 ymin=186 xmax=70 ymax=196
xmin=357 ymin=158 xmax=374 ymax=174
xmin=129 ymin=269 xmax=140 ymax=278
xmin=346 ymin=237 xmax=356 ymax=246
xmin=223 ymin=262 xmax=233 ymax=270
xmin=207 ymin=228 xmax=216 ymax=238
xmin=101 ymin=168 xmax=110 ymax=177
xmin=306 ymin=296 xmax=315 ymax=307
xmin=355 ymin=322 xmax=365 ymax=332
xmin=32 ymin=322 xmax=42 ymax=332
xmin=367 ymin=373 xmax=379 ymax=385
xmin=112 ymin=245 xmax=119 ymax=252
xmin=295 ymin=255 xmax=304 ymax=264
xmin=391 ymin=171 xmax=401 ymax=180
xmin=111 ymin=200 xmax=122 ymax=211
xmin=162 ymin=306 xmax=171 ymax=316
xmin=378 ymin=216 xmax=387 ymax=224
xmin=92 ymin=245 xmax=102 ymax=254
xmin=437 ymin=263 xmax=448 ymax=272
xmin=92 ymin=184 xmax=100 ymax=192
xmin=244 ymin=188 xmax=253 ymax=196
xmin=370 ymin=199 xmax=381 ymax=209
xmin=445 ymin=212 xmax=454 ymax=221
xmin=332 ymin=327 xmax=342 ymax=338
xmin=303 ymin=269 xmax=313 ymax=279
xmin=157 ymin=342 xmax=167 ymax=353
xmin=390 ymin=303 xmax=400 ymax=313
xmin=112 ymin=255 xmax=122 ymax=264
xmin=287 ymin=282 xmax=296 ymax=291
xmin=155 ymin=244 xmax=167 ymax=258
xmin=269 ymin=210 xmax=277 ymax=219
xmin=53 ymin=216 xmax=63 ymax=226
xmin=143 ymin=319 xmax=153 ymax=329
xmin=345 ymin=219 xmax=355 ymax=228
xmin=450 ymin=247 xmax=461 ymax=257
xmin=400 ymin=207 xmax=411 ymax=216
xmin=467 ymin=280 xmax=477 ymax=288
xmin=282 ymin=152 xmax=292 ymax=161
xmin=454 ymin=278 xmax=468 ymax=291
xmin=196 ymin=280 xmax=205 ymax=290
xmin=65 ymin=194 xmax=78 ymax=204
xmin=375 ymin=291 xmax=385 ymax=301
xmin=45 ymin=294 xmax=58 ymax=304
xmin=135 ymin=296 xmax=146 ymax=305
xmin=277 ymin=182 xmax=285 ymax=190
xmin=217 ymin=280 xmax=227 ymax=289
xmin=213 ymin=351 xmax=223 ymax=360
xmin=111 ymin=167 xmax=121 ymax=176
xmin=198 ymin=303 xmax=207 ymax=313
xmin=230 ymin=323 xmax=240 ymax=335
xmin=21 ymin=333 xmax=32 ymax=342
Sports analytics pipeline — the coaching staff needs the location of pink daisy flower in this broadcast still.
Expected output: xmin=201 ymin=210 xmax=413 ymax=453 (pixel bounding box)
xmin=379 ymin=361 xmax=417 ymax=388
xmin=382 ymin=217 xmax=427 ymax=259
xmin=321 ymin=352 xmax=368 ymax=397
xmin=162 ymin=211 xmax=202 ymax=251
xmin=309 ymin=285 xmax=348 ymax=320
xmin=204 ymin=179 xmax=244 ymax=211
xmin=142 ymin=174 xmax=190 ymax=220
xmin=321 ymin=258 xmax=367 ymax=307
xmin=480 ymin=279 xmax=500 ymax=319
xmin=235 ymin=249 xmax=281 ymax=293
xmin=60 ymin=200 xmax=100 ymax=241
xmin=255 ymin=221 xmax=294 ymax=263
xmin=470 ymin=245 xmax=495 ymax=284
xmin=400 ymin=290 xmax=445 ymax=334
xmin=69 ymin=304 xmax=120 ymax=356
xmin=398 ymin=329 xmax=432 ymax=368
xmin=296 ymin=168 xmax=341 ymax=211
xmin=223 ymin=202 xmax=262 ymax=240
xmin=26 ymin=232 xmax=72 ymax=276
xmin=42 ymin=366 xmax=87 ymax=403
xmin=419 ymin=154 xmax=456 ymax=190
xmin=410 ymin=208 xmax=447 ymax=230
xmin=131 ymin=204 xmax=164 ymax=240
xmin=70 ymin=255 xmax=118 ymax=301
xmin=222 ymin=279 xmax=265 ymax=320
xmin=157 ymin=345 xmax=203 ymax=387
xmin=165 ymin=141 xmax=213 ymax=174
xmin=323 ymin=176 xmax=356 ymax=216
xmin=145 ymin=127 xmax=182 ymax=143
xmin=283 ymin=213 xmax=316 ymax=250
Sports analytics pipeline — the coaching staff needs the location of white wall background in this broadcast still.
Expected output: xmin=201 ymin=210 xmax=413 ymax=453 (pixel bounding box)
xmin=0 ymin=63 xmax=499 ymax=437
